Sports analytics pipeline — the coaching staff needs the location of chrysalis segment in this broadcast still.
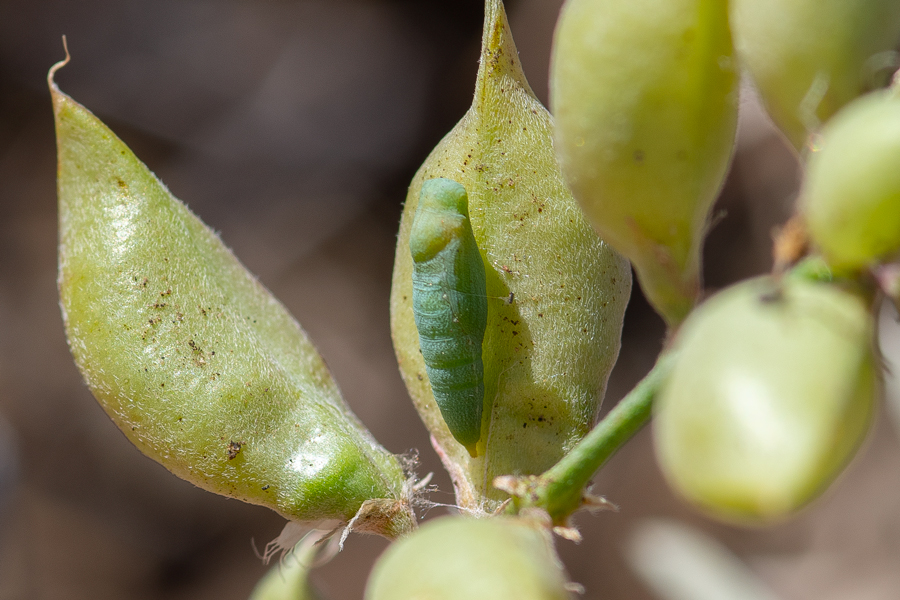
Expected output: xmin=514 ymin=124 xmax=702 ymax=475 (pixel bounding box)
xmin=410 ymin=179 xmax=487 ymax=456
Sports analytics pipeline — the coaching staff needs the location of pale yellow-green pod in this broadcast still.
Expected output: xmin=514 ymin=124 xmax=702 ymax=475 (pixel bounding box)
xmin=551 ymin=0 xmax=738 ymax=328
xmin=51 ymin=59 xmax=414 ymax=538
xmin=655 ymin=277 xmax=876 ymax=523
xmin=390 ymin=0 xmax=631 ymax=511
xmin=365 ymin=516 xmax=574 ymax=600
xmin=802 ymin=88 xmax=900 ymax=272
xmin=731 ymin=0 xmax=900 ymax=153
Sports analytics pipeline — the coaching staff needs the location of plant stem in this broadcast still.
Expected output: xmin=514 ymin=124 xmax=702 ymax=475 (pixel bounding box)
xmin=523 ymin=351 xmax=676 ymax=523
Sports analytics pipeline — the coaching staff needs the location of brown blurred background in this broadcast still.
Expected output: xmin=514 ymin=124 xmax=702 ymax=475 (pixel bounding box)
xmin=1 ymin=1 xmax=899 ymax=599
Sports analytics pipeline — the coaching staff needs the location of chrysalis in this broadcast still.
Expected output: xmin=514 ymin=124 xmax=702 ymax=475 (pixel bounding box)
xmin=410 ymin=178 xmax=487 ymax=457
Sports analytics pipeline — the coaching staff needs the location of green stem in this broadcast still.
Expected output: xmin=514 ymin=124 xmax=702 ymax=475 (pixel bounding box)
xmin=524 ymin=351 xmax=676 ymax=523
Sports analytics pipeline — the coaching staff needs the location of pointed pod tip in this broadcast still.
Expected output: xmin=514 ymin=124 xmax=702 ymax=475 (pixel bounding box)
xmin=481 ymin=0 xmax=510 ymax=59
xmin=484 ymin=0 xmax=504 ymax=28
xmin=475 ymin=0 xmax=535 ymax=104
xmin=48 ymin=36 xmax=71 ymax=106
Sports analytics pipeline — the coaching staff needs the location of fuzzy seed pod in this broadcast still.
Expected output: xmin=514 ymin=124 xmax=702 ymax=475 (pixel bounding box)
xmin=551 ymin=0 xmax=738 ymax=327
xmin=390 ymin=0 xmax=631 ymax=511
xmin=731 ymin=0 xmax=900 ymax=152
xmin=365 ymin=516 xmax=574 ymax=600
xmin=51 ymin=60 xmax=414 ymax=538
xmin=802 ymin=88 xmax=900 ymax=272
xmin=655 ymin=276 xmax=876 ymax=522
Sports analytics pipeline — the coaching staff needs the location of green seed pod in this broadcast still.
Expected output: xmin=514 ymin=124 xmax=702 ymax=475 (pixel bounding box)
xmin=655 ymin=277 xmax=876 ymax=523
xmin=731 ymin=0 xmax=900 ymax=152
xmin=802 ymin=88 xmax=900 ymax=273
xmin=551 ymin=0 xmax=738 ymax=328
xmin=50 ymin=61 xmax=414 ymax=538
xmin=390 ymin=0 xmax=631 ymax=511
xmin=411 ymin=179 xmax=488 ymax=456
xmin=365 ymin=516 xmax=573 ymax=600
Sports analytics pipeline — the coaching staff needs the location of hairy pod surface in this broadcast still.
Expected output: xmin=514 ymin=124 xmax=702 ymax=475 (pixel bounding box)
xmin=390 ymin=0 xmax=631 ymax=511
xmin=731 ymin=0 xmax=900 ymax=152
xmin=551 ymin=0 xmax=738 ymax=328
xmin=655 ymin=277 xmax=876 ymax=522
xmin=410 ymin=179 xmax=488 ymax=455
xmin=365 ymin=516 xmax=573 ymax=600
xmin=51 ymin=69 xmax=414 ymax=537
xmin=803 ymin=89 xmax=900 ymax=272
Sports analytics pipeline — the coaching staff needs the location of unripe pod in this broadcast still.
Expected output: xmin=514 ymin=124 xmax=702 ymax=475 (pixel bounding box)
xmin=802 ymin=88 xmax=900 ymax=272
xmin=655 ymin=277 xmax=876 ymax=522
xmin=550 ymin=0 xmax=738 ymax=327
xmin=731 ymin=0 xmax=900 ymax=152
xmin=51 ymin=65 xmax=414 ymax=537
xmin=365 ymin=516 xmax=573 ymax=600
xmin=390 ymin=0 xmax=631 ymax=510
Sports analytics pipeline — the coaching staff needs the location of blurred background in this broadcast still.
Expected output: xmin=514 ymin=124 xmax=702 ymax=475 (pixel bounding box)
xmin=1 ymin=1 xmax=900 ymax=598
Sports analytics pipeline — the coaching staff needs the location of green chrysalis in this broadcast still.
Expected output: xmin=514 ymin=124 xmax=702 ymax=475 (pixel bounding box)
xmin=410 ymin=178 xmax=487 ymax=457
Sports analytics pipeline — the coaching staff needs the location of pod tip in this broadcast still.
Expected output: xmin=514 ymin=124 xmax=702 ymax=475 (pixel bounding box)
xmin=48 ymin=35 xmax=71 ymax=94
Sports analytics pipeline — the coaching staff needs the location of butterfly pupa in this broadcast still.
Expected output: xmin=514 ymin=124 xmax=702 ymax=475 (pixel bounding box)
xmin=410 ymin=178 xmax=487 ymax=457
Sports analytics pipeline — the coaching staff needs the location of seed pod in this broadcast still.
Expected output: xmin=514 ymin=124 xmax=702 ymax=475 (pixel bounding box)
xmin=410 ymin=179 xmax=487 ymax=456
xmin=655 ymin=277 xmax=876 ymax=522
xmin=50 ymin=62 xmax=414 ymax=538
xmin=390 ymin=0 xmax=631 ymax=510
xmin=365 ymin=516 xmax=574 ymax=600
xmin=551 ymin=0 xmax=738 ymax=327
xmin=802 ymin=88 xmax=900 ymax=273
xmin=731 ymin=0 xmax=900 ymax=152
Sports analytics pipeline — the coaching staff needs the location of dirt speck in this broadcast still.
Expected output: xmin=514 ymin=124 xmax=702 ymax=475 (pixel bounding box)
xmin=226 ymin=441 xmax=242 ymax=460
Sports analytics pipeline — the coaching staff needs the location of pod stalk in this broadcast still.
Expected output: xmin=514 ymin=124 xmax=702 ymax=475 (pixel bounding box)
xmin=496 ymin=352 xmax=676 ymax=525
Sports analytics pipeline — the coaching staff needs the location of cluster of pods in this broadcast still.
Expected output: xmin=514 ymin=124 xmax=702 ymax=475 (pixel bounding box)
xmin=52 ymin=0 xmax=900 ymax=597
